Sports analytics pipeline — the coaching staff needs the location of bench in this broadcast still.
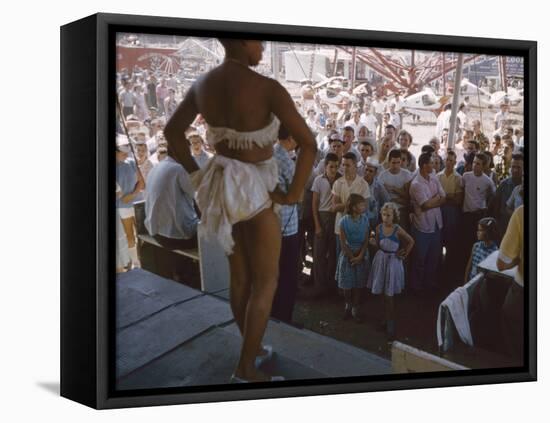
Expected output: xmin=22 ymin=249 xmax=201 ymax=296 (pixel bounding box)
xmin=137 ymin=233 xmax=200 ymax=261
xmin=133 ymin=201 xmax=229 ymax=294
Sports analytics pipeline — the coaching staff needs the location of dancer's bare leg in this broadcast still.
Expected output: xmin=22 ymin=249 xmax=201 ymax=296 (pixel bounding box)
xmin=234 ymin=208 xmax=281 ymax=381
xmin=228 ymin=223 xmax=270 ymax=358
xmin=228 ymin=223 xmax=251 ymax=338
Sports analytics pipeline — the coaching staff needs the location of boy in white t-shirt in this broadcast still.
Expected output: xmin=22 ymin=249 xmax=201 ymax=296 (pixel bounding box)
xmin=308 ymin=153 xmax=342 ymax=297
xmin=462 ymin=153 xmax=496 ymax=262
xmin=377 ymin=149 xmax=413 ymax=231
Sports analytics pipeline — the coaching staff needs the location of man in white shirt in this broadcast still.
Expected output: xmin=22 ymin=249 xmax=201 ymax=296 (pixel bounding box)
xmin=494 ymin=103 xmax=509 ymax=131
xmin=436 ymin=104 xmax=452 ymax=139
xmin=461 ymin=153 xmax=496 ymax=262
xmin=388 ymin=103 xmax=401 ymax=131
xmin=377 ymin=149 xmax=414 ymax=231
xmin=344 ymin=108 xmax=362 ymax=136
xmin=360 ymin=104 xmax=378 ymax=137
xmin=371 ymin=94 xmax=386 ymax=138
xmin=331 ymin=152 xmax=370 ymax=258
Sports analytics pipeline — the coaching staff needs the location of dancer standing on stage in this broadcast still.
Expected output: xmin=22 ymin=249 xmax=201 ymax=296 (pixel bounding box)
xmin=165 ymin=39 xmax=317 ymax=383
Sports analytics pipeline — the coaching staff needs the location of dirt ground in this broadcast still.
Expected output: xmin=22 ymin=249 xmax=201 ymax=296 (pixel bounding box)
xmin=291 ymin=258 xmax=518 ymax=370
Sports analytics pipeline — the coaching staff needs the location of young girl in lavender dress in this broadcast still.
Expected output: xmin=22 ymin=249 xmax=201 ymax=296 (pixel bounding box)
xmin=336 ymin=194 xmax=371 ymax=323
xmin=367 ymin=202 xmax=414 ymax=339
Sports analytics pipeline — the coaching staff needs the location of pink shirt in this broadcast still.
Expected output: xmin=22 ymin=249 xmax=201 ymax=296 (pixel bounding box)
xmin=409 ymin=172 xmax=446 ymax=233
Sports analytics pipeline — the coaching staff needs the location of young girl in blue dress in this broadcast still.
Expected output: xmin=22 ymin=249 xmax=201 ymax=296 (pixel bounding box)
xmin=464 ymin=217 xmax=499 ymax=283
xmin=336 ymin=194 xmax=371 ymax=322
xmin=367 ymin=202 xmax=414 ymax=339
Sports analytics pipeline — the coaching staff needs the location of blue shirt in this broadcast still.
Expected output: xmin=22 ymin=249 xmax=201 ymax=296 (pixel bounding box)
xmin=274 ymin=143 xmax=298 ymax=236
xmin=144 ymin=156 xmax=199 ymax=240
xmin=469 ymin=240 xmax=498 ymax=281
xmin=367 ymin=178 xmax=391 ymax=227
xmin=116 ymin=158 xmax=138 ymax=209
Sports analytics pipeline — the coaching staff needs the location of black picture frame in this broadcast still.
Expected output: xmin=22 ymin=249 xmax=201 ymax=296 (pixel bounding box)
xmin=60 ymin=12 xmax=536 ymax=409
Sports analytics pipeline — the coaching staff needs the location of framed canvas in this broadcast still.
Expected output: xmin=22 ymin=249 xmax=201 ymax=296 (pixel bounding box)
xmin=60 ymin=12 xmax=536 ymax=409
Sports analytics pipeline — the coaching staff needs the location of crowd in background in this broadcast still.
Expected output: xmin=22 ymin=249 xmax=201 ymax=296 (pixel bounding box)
xmin=115 ymin=64 xmax=525 ymax=355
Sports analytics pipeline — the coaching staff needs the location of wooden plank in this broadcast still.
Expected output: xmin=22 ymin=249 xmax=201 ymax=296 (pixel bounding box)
xmin=391 ymin=341 xmax=469 ymax=373
xmin=138 ymin=234 xmax=199 ymax=261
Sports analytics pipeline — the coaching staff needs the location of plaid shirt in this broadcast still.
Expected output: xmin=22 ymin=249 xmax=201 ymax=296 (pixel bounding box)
xmin=468 ymin=241 xmax=498 ymax=281
xmin=273 ymin=143 xmax=298 ymax=236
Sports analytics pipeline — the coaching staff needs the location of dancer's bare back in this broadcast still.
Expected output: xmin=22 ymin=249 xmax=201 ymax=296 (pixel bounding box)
xmin=166 ymin=59 xmax=316 ymax=204
xmin=193 ymin=61 xmax=275 ymax=162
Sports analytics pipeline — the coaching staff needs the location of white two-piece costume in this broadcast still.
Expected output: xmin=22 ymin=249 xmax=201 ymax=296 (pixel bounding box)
xmin=190 ymin=113 xmax=281 ymax=255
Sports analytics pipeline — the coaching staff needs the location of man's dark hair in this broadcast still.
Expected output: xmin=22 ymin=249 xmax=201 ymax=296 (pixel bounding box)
xmin=360 ymin=140 xmax=374 ymax=149
xmin=343 ymin=152 xmax=358 ymax=162
xmin=385 ymin=124 xmax=396 ymax=131
xmin=418 ymin=152 xmax=433 ymax=169
xmin=493 ymin=134 xmax=501 ymax=141
xmin=421 ymin=145 xmax=435 ymax=155
xmin=464 ymin=151 xmax=476 ymax=166
xmin=278 ymin=124 xmax=291 ymax=141
xmin=343 ymin=125 xmax=355 ymax=134
xmin=388 ymin=149 xmax=402 ymax=160
xmin=446 ymin=149 xmax=457 ymax=159
xmin=400 ymin=149 xmax=413 ymax=164
xmin=324 ymin=152 xmax=339 ymax=165
xmin=474 ymin=153 xmax=487 ymax=166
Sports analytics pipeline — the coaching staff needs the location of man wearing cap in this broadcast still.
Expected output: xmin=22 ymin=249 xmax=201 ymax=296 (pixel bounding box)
xmin=116 ymin=135 xmax=145 ymax=268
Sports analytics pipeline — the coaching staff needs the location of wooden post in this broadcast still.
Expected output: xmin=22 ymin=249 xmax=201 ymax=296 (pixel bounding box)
xmin=351 ymin=47 xmax=357 ymax=91
xmin=447 ymin=53 xmax=464 ymax=150
xmin=442 ymin=52 xmax=447 ymax=96
xmin=501 ymin=56 xmax=508 ymax=93
xmin=332 ymin=48 xmax=339 ymax=77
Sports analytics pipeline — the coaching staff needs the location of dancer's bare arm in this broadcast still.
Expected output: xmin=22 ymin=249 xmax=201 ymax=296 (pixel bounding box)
xmin=164 ymin=86 xmax=201 ymax=174
xmin=269 ymin=80 xmax=317 ymax=205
